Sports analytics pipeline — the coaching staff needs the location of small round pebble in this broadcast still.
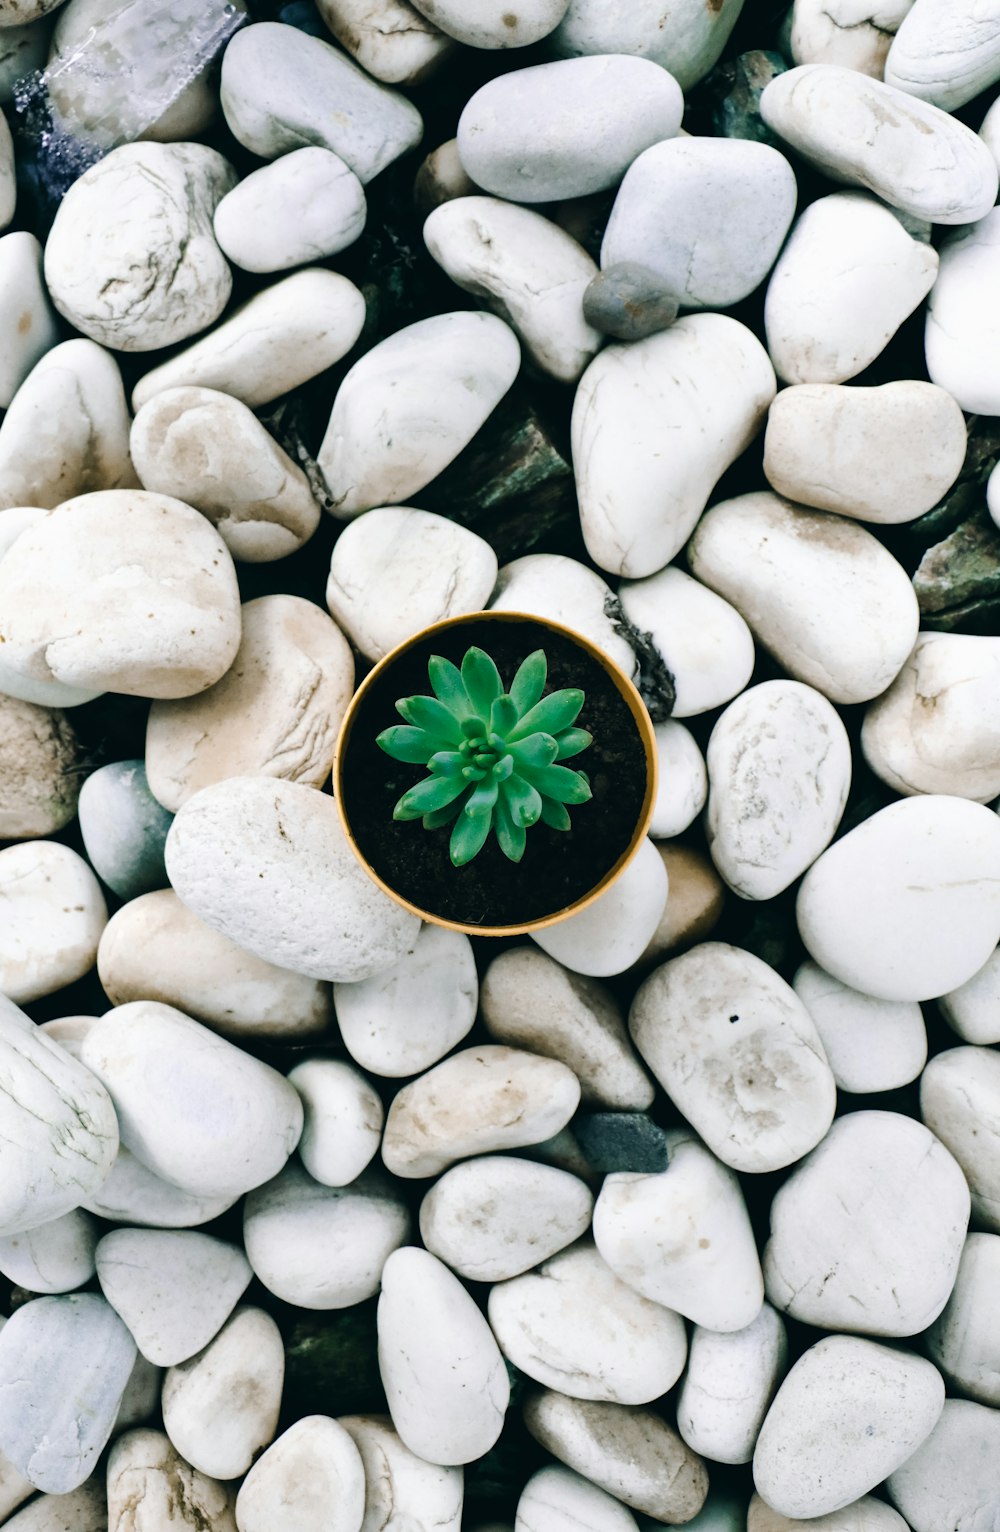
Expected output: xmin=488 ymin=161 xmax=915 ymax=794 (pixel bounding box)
xmin=287 ymin=1057 xmax=384 ymax=1187
xmin=583 ymin=262 xmax=680 ymax=342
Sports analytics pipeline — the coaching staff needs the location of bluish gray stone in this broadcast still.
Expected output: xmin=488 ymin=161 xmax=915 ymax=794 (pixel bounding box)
xmin=78 ymin=760 xmax=173 ymax=899
xmin=583 ymin=262 xmax=679 ymax=342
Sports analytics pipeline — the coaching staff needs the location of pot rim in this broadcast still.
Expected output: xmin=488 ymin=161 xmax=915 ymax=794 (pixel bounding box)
xmin=333 ymin=609 xmax=659 ymax=937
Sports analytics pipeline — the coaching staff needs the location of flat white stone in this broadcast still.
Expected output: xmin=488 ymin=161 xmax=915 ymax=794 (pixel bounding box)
xmin=748 ymin=1494 xmax=910 ymax=1532
xmin=793 ymin=962 xmax=926 ymax=1094
xmin=161 ymin=1306 xmax=284 ymax=1481
xmin=0 ymin=339 xmax=135 ymax=512
xmin=0 ymin=1482 xmax=107 ymax=1532
xmin=338 ymin=1413 xmax=463 ymax=1532
xmin=630 ymin=944 xmax=836 ymax=1174
xmin=618 ymin=566 xmax=756 ymax=719
xmin=287 ymin=1058 xmax=383 ymax=1188
xmin=649 ymin=721 xmax=707 ymax=839
xmin=522 ymin=1390 xmax=709 ymax=1524
xmin=44 ymin=143 xmax=234 ymax=352
xmin=939 ymin=946 xmax=1000 ymax=1045
xmin=318 ymin=311 xmax=520 ymax=518
xmin=235 ymin=1416 xmax=365 ymax=1532
xmin=0 ymin=232 xmax=58 ymax=409
xmin=410 ymin=0 xmax=568 ymax=47
xmin=81 ymin=1001 xmax=303 ymax=1200
xmin=132 ymin=269 xmax=367 ymax=412
xmin=532 ymin=838 xmax=669 ymax=978
xmin=706 ymin=681 xmax=852 ymax=900
xmin=107 ymin=1428 xmax=237 ymax=1532
xmin=926 ymin=209 xmax=1000 ymax=417
xmin=593 ymin=1130 xmax=764 ymax=1332
xmin=457 ymin=56 xmax=682 ymax=203
xmin=316 ymin=0 xmax=453 ymax=83
xmin=0 ymin=1209 xmax=98 ymax=1295
xmin=575 ymin=315 xmax=775 ymax=578
xmin=334 ymin=923 xmax=477 ymax=1077
xmin=764 ymin=1109 xmax=970 ymax=1335
xmin=131 ymin=387 xmax=320 ymax=563
xmin=790 ymin=0 xmax=914 ymax=76
xmin=759 ymin=63 xmax=998 ymax=224
xmin=678 ymin=1304 xmax=788 ymax=1467
xmin=603 ymin=137 xmax=796 ymax=312
xmin=80 ymin=1143 xmax=238 ymax=1230
xmin=886 ymin=1399 xmax=1000 ymax=1532
xmin=424 ymin=196 xmax=600 ymax=383
xmin=687 ymin=491 xmax=919 ymax=706
xmin=382 ymin=1045 xmax=581 ymax=1178
xmin=926 ymin=1233 xmax=1000 ymax=1406
xmin=516 ymin=1465 xmax=640 ymax=1532
xmin=378 ymin=1246 xmax=509 ymax=1466
xmin=0 ymin=842 xmax=107 ymax=1003
xmin=796 ymin=796 xmax=1000 ymax=1002
xmin=325 ymin=506 xmax=498 ymax=661
xmin=922 ymin=1046 xmax=1000 ymax=1233
xmin=550 ymin=0 xmax=745 ymax=90
xmin=165 ymin=776 xmax=420 ymax=982
xmin=0 ymin=489 xmax=242 ymax=703
xmin=0 ymin=1294 xmax=136 ymax=1493
xmin=419 ymin=1155 xmax=593 ymax=1282
xmin=754 ymin=1336 xmax=944 ymax=1519
xmin=214 ymin=147 xmax=366 ymax=274
xmin=243 ymin=1161 xmax=410 ymax=1308
xmin=96 ymin=1228 xmax=252 ymax=1366
xmin=489 ymin=1239 xmax=688 ymax=1404
xmin=886 ymin=0 xmax=1000 ymax=109
xmin=489 ymin=554 xmax=637 ymax=679
xmin=481 ymin=946 xmax=653 ymax=1109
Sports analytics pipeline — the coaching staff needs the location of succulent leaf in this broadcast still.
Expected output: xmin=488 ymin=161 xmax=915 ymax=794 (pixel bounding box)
xmin=428 ymin=751 xmax=466 ymax=778
xmin=377 ymin=726 xmax=455 ymax=763
xmin=555 ymin=728 xmax=593 ymax=760
xmin=509 ymin=688 xmax=584 ymax=742
xmin=509 ymin=649 xmax=547 ymax=715
xmin=518 ymin=763 xmax=593 ymax=804
xmin=540 ymin=798 xmax=572 ymax=831
xmin=508 ymin=733 xmax=559 ymax=771
xmin=450 ymin=806 xmax=493 ymax=866
xmin=462 ymin=647 xmax=503 ymax=717
xmin=501 ymin=773 xmax=543 ymax=829
xmin=490 ymin=694 xmax=519 ymax=737
xmin=423 ymin=798 xmax=465 ymax=830
xmin=394 ymin=773 xmax=468 ymax=820
xmin=427 ymin=655 xmax=473 ymax=718
xmin=495 ymin=791 xmax=527 ymax=862
xmin=396 ymin=695 xmax=464 ymax=743
xmin=465 ymin=777 xmax=500 ymax=816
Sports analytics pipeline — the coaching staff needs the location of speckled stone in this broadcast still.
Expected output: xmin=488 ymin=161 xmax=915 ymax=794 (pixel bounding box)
xmin=574 ymin=1114 xmax=669 ymax=1175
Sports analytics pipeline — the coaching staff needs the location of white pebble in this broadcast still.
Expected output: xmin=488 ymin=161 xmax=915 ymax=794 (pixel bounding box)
xmin=0 ymin=1209 xmax=98 ymax=1296
xmin=531 ymin=838 xmax=668 ymax=978
xmin=618 ymin=566 xmax=755 ymax=719
xmin=214 ymin=147 xmax=366 ymax=274
xmin=926 ymin=1233 xmax=1000 ymax=1406
xmin=106 ymin=1428 xmax=237 ymax=1532
xmin=516 ymin=1464 xmax=640 ymax=1532
xmin=678 ymin=1304 xmax=788 ymax=1467
xmin=793 ymin=962 xmax=927 ymax=1094
xmin=921 ymin=1046 xmax=1000 ymax=1233
xmin=338 ymin=1414 xmax=463 ymax=1532
xmin=939 ymin=947 xmax=1000 ymax=1045
xmin=0 ymin=232 xmax=58 ymax=409
xmin=235 ymin=1416 xmax=365 ymax=1532
xmin=886 ymin=1399 xmax=1000 ymax=1532
xmin=287 ymin=1058 xmax=383 ymax=1188
xmin=161 ymin=1306 xmax=284 ymax=1481
xmin=0 ymin=841 xmax=107 ymax=1003
xmin=551 ymin=0 xmax=744 ymax=91
xmin=490 ymin=553 xmax=637 ymax=680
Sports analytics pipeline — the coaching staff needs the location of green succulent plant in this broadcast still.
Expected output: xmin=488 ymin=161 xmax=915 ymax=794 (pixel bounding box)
xmin=376 ymin=645 xmax=593 ymax=867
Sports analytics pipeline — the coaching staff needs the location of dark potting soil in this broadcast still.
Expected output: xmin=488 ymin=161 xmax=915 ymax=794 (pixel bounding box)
xmin=340 ymin=617 xmax=649 ymax=928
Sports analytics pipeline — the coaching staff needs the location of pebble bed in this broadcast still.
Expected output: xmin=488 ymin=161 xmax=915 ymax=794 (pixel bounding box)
xmin=1 ymin=0 xmax=1000 ymax=1530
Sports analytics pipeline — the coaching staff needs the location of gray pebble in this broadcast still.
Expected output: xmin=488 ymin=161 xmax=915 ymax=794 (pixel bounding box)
xmin=583 ymin=263 xmax=679 ymax=342
xmin=575 ymin=1113 xmax=670 ymax=1175
xmin=78 ymin=761 xmax=173 ymax=900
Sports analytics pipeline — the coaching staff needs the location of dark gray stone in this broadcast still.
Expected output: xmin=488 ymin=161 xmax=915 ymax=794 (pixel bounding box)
xmin=574 ymin=1112 xmax=669 ymax=1175
xmin=583 ymin=262 xmax=680 ymax=343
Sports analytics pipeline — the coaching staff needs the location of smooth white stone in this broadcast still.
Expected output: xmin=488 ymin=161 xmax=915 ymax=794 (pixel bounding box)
xmin=687 ymin=491 xmax=919 ymax=706
xmin=754 ymin=1336 xmax=944 ymax=1519
xmin=325 ymin=506 xmax=498 ymax=661
xmin=940 ymin=947 xmax=1000 ymax=1045
xmin=618 ymin=566 xmax=756 ymax=719
xmin=630 ymin=944 xmax=836 ymax=1174
xmin=161 ymin=1306 xmax=284 ymax=1481
xmin=0 ymin=696 xmax=78 ymax=839
xmin=0 ymin=504 xmax=46 ymax=561
xmin=649 ymin=722 xmax=707 ymax=839
xmin=382 ymin=1045 xmax=581 ymax=1178
xmin=516 ymin=1465 xmax=640 ymax=1532
xmin=0 ymin=339 xmax=135 ymax=512
xmin=107 ymin=1428 xmax=237 ymax=1532
xmin=922 ymin=1046 xmax=1000 ymax=1233
xmin=214 ymin=147 xmax=366 ymax=274
xmin=221 ymin=21 xmax=422 ymax=178
xmin=764 ymin=1109 xmax=970 ymax=1335
xmin=0 ymin=1482 xmax=107 ymax=1532
xmin=593 ymin=1130 xmax=764 ymax=1332
xmin=0 ymin=1209 xmax=98 ymax=1295
xmin=522 ymin=1390 xmax=709 ymax=1524
xmin=532 ymin=838 xmax=668 ymax=978
xmin=481 ymin=946 xmax=653 ymax=1109
xmin=235 ymin=1416 xmax=365 ymax=1532
xmin=338 ymin=1414 xmax=464 ymax=1532
xmin=165 ymin=776 xmax=420 ymax=982
xmin=926 ymin=1233 xmax=1000 ymax=1405
xmin=550 ymin=0 xmax=745 ymax=91
xmin=748 ymin=1494 xmax=911 ymax=1532
xmin=926 ymin=209 xmax=1000 ymax=417
xmin=131 ymin=387 xmax=320 ymax=563
xmin=886 ymin=0 xmax=1000 ymax=109
xmin=96 ymin=1229 xmax=252 ymax=1366
xmin=410 ymin=0 xmax=568 ymax=47
xmin=80 ymin=1144 xmax=238 ymax=1229
xmin=334 ymin=923 xmax=477 ymax=1077
xmin=0 ymin=489 xmax=242 ymax=702
xmin=316 ymin=0 xmax=453 ymax=83
xmin=886 ymin=1398 xmax=1000 ymax=1532
xmin=132 ymin=269 xmax=367 ymax=412
xmin=790 ymin=0 xmax=914 ymax=75
xmin=44 ymin=143 xmax=234 ymax=352
xmin=458 ymin=57 xmax=682 ymax=202
xmin=419 ymin=1155 xmax=593 ymax=1282
xmin=287 ymin=1058 xmax=383 ymax=1188
xmin=706 ymin=681 xmax=852 ymax=900
xmin=797 ymin=796 xmax=1000 ymax=1002
xmin=319 ymin=311 xmax=520 ymax=518
xmin=574 ymin=316 xmax=776 ymax=579
xmin=424 ymin=197 xmax=600 ymax=384
xmin=244 ymin=1161 xmax=410 ymax=1308
xmin=759 ymin=63 xmax=999 ymax=223
xmin=378 ymin=1246 xmax=509 ymax=1466
xmin=678 ymin=1304 xmax=788 ymax=1467
xmin=602 ymin=138 xmax=796 ymax=312
xmin=25 ymin=1015 xmax=94 ymax=1061
xmin=0 ymin=842 xmax=106 ymax=1003
xmin=793 ymin=961 xmax=926 ymax=1094
xmin=81 ymin=1001 xmax=303 ymax=1200
xmin=490 ymin=553 xmax=637 ymax=678
xmin=763 ymin=380 xmax=966 ymax=525
xmin=489 ymin=1240 xmax=688 ymax=1404
xmin=765 ymin=193 xmax=936 ymax=385
xmin=0 ymin=232 xmax=58 ymax=409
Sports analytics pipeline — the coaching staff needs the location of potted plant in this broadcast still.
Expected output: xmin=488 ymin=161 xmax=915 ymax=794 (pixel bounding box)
xmin=334 ymin=610 xmax=658 ymax=936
